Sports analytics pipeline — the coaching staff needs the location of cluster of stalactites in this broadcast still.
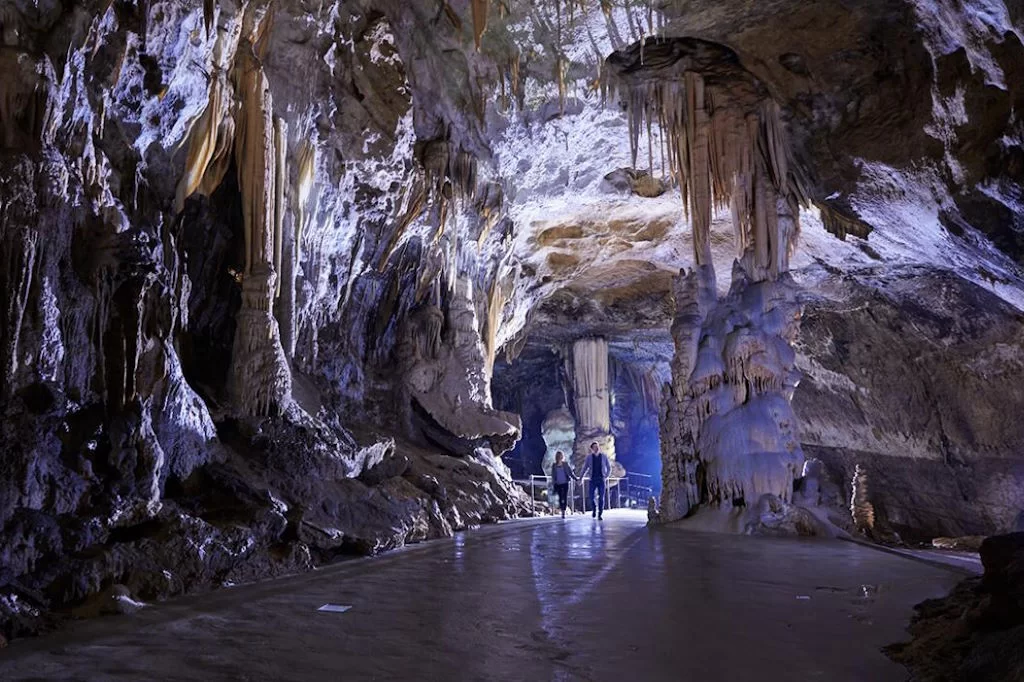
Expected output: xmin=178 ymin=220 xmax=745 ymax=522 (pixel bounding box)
xmin=608 ymin=71 xmax=811 ymax=281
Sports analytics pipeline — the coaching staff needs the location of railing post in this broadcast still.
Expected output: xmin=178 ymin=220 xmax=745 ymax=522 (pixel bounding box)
xmin=531 ymin=476 xmax=536 ymax=517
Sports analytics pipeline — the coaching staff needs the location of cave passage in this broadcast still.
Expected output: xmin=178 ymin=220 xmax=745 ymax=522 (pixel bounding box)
xmin=492 ymin=339 xmax=665 ymax=509
xmin=0 ymin=512 xmax=963 ymax=681
xmin=2 ymin=0 xmax=1023 ymax=676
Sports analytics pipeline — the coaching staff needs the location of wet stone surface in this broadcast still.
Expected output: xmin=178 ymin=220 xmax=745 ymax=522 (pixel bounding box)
xmin=0 ymin=511 xmax=960 ymax=681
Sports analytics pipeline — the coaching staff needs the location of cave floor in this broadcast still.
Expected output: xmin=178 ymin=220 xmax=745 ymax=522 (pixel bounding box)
xmin=0 ymin=510 xmax=961 ymax=681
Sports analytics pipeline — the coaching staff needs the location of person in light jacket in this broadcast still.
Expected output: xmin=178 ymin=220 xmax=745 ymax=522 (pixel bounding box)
xmin=579 ymin=441 xmax=611 ymax=520
xmin=550 ymin=451 xmax=578 ymax=519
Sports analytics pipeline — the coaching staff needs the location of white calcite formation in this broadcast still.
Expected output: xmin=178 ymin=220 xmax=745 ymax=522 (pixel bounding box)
xmin=540 ymin=406 xmax=575 ymax=480
xmin=1 ymin=0 xmax=1023 ymax=641
xmin=566 ymin=337 xmax=616 ymax=468
xmin=540 ymin=406 xmax=575 ymax=505
xmin=659 ymin=264 xmax=805 ymax=522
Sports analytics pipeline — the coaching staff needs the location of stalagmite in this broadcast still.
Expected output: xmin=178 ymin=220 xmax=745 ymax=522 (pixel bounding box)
xmin=851 ymin=464 xmax=876 ymax=534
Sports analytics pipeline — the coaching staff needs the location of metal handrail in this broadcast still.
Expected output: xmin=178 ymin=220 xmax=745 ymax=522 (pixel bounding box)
xmin=528 ymin=474 xmax=628 ymax=516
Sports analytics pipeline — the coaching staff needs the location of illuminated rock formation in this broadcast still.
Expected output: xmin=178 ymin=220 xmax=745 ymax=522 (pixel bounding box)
xmin=567 ymin=337 xmax=614 ymax=467
xmin=399 ymin=276 xmax=521 ymax=457
xmin=1 ymin=0 xmax=1023 ymax=643
xmin=605 ymin=38 xmax=809 ymax=523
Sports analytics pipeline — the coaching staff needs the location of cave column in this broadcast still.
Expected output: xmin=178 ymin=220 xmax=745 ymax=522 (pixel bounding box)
xmin=568 ymin=337 xmax=616 ymax=472
xmin=226 ymin=14 xmax=292 ymax=417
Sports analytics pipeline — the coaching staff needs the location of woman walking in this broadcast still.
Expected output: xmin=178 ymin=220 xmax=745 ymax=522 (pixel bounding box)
xmin=550 ymin=451 xmax=579 ymax=518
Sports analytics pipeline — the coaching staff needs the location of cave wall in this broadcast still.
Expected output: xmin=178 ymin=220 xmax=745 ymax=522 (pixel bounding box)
xmin=794 ymin=264 xmax=1024 ymax=540
xmin=0 ymin=0 xmax=533 ymax=638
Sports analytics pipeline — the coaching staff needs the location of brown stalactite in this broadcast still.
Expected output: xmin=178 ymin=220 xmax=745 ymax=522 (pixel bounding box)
xmin=606 ymin=45 xmax=809 ymax=283
xmin=685 ymin=72 xmax=713 ymax=269
xmin=471 ymin=0 xmax=488 ymax=51
xmin=174 ymin=74 xmax=232 ymax=214
xmin=233 ymin=45 xmax=275 ymax=275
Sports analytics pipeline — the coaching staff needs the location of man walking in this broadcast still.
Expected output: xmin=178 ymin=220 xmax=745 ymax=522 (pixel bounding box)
xmin=579 ymin=441 xmax=611 ymax=520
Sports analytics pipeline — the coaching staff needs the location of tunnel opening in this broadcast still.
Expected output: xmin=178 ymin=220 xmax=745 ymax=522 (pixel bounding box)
xmin=491 ymin=337 xmax=665 ymax=513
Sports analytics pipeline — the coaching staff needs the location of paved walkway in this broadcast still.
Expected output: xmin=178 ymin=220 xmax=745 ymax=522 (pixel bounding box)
xmin=0 ymin=510 xmax=961 ymax=681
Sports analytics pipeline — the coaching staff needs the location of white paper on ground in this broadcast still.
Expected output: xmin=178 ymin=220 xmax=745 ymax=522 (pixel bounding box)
xmin=317 ymin=604 xmax=353 ymax=613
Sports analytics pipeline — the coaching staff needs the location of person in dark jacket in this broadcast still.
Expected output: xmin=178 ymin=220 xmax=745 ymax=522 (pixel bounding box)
xmin=579 ymin=441 xmax=611 ymax=520
xmin=550 ymin=451 xmax=578 ymax=519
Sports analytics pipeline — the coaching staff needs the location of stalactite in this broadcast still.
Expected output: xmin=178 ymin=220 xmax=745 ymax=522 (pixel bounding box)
xmin=234 ymin=46 xmax=275 ymax=274
xmin=471 ymin=0 xmax=488 ymax=51
xmin=606 ymin=45 xmax=811 ymax=283
xmin=482 ymin=275 xmax=507 ymax=378
xmin=174 ymin=70 xmax=233 ymax=213
xmin=556 ymin=55 xmax=567 ymax=114
xmin=294 ymin=137 xmax=317 ymax=272
xmin=203 ymin=0 xmax=215 ymax=37
xmin=684 ymin=72 xmax=712 ymax=268
xmin=816 ymin=202 xmax=873 ymax=240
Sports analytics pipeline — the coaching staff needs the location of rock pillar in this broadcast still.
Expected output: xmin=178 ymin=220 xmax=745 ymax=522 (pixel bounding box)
xmin=568 ymin=337 xmax=617 ymax=472
xmin=226 ymin=18 xmax=291 ymax=417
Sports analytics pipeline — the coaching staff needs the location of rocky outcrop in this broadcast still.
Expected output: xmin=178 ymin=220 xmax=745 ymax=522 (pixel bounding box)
xmin=0 ymin=406 xmax=527 ymax=638
xmin=0 ymin=0 xmax=532 ymax=640
xmin=793 ymin=264 xmax=1024 ymax=541
xmin=886 ymin=532 xmax=1024 ymax=681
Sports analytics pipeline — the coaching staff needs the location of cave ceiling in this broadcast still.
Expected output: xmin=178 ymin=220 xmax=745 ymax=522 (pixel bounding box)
xmin=1 ymin=0 xmax=1022 ymax=386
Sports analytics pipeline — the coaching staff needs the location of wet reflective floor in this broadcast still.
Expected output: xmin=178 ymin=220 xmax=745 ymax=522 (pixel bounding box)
xmin=0 ymin=510 xmax=961 ymax=681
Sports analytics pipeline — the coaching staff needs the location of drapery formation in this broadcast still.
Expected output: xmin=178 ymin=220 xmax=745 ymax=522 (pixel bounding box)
xmin=605 ymin=38 xmax=810 ymax=283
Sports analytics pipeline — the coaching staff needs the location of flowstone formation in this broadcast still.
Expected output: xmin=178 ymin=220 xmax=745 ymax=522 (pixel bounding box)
xmin=659 ymin=265 xmax=805 ymax=524
xmin=397 ymin=275 xmax=522 ymax=457
xmin=602 ymin=38 xmax=812 ymax=527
